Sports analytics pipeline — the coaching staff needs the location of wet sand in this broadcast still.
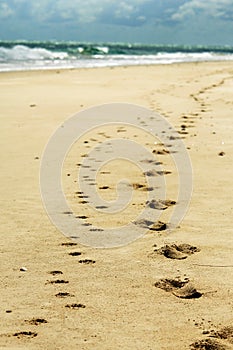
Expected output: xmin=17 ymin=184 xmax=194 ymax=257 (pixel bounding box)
xmin=0 ymin=62 xmax=233 ymax=349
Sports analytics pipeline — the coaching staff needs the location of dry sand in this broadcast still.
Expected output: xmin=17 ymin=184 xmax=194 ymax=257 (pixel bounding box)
xmin=0 ymin=62 xmax=233 ymax=349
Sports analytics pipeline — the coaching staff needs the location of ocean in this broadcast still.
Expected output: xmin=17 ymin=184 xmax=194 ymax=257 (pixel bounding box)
xmin=1 ymin=40 xmax=233 ymax=72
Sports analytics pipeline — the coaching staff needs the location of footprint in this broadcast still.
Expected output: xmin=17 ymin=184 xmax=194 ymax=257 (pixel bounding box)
xmin=13 ymin=331 xmax=38 ymax=338
xmin=25 ymin=318 xmax=47 ymax=325
xmin=69 ymin=252 xmax=82 ymax=256
xmin=154 ymin=277 xmax=188 ymax=292
xmin=100 ymin=171 xmax=111 ymax=174
xmin=143 ymin=169 xmax=159 ymax=177
xmin=155 ymin=278 xmax=202 ymax=299
xmin=89 ymin=228 xmax=104 ymax=232
xmin=65 ymin=303 xmax=86 ymax=309
xmin=218 ymin=151 xmax=225 ymax=156
xmin=49 ymin=270 xmax=63 ymax=276
xmin=149 ymin=221 xmax=167 ymax=231
xmin=157 ymin=170 xmax=172 ymax=175
xmin=211 ymin=325 xmax=233 ymax=344
xmin=133 ymin=219 xmax=154 ymax=228
xmin=47 ymin=279 xmax=69 ymax=284
xmin=152 ymin=149 xmax=170 ymax=155
xmin=132 ymin=183 xmax=145 ymax=190
xmin=173 ymin=284 xmax=202 ymax=299
xmin=155 ymin=243 xmax=200 ymax=259
xmin=76 ymin=215 xmax=88 ymax=219
xmin=190 ymin=338 xmax=227 ymax=349
xmin=79 ymin=259 xmax=95 ymax=265
xmin=178 ymin=131 xmax=189 ymax=135
xmin=146 ymin=199 xmax=176 ymax=210
xmin=61 ymin=242 xmax=77 ymax=247
xmin=55 ymin=292 xmax=74 ymax=298
xmin=134 ymin=219 xmax=166 ymax=231
xmin=143 ymin=187 xmax=155 ymax=192
xmin=140 ymin=159 xmax=162 ymax=165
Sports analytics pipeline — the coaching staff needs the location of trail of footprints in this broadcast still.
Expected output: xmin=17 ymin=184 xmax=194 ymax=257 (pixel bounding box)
xmin=5 ymin=117 xmax=232 ymax=346
xmin=3 ymin=239 xmax=232 ymax=347
xmin=3 ymin=242 xmax=94 ymax=341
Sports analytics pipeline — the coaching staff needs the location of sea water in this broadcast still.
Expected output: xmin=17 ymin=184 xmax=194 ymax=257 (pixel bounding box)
xmin=0 ymin=41 xmax=233 ymax=72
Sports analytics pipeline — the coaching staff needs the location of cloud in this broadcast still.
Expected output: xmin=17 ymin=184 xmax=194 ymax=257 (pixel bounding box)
xmin=171 ymin=0 xmax=233 ymax=21
xmin=0 ymin=0 xmax=233 ymax=40
xmin=0 ymin=2 xmax=14 ymax=19
xmin=1 ymin=0 xmax=233 ymax=31
xmin=0 ymin=0 xmax=183 ymax=26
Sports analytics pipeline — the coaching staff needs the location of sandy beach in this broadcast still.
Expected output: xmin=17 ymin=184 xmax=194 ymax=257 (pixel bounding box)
xmin=0 ymin=62 xmax=233 ymax=349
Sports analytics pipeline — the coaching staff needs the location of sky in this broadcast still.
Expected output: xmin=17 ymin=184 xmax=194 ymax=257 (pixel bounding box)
xmin=0 ymin=0 xmax=233 ymax=45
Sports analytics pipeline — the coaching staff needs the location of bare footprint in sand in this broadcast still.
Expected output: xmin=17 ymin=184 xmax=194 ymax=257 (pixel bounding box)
xmin=190 ymin=338 xmax=228 ymax=349
xmin=146 ymin=199 xmax=176 ymax=210
xmin=191 ymin=324 xmax=233 ymax=349
xmin=79 ymin=259 xmax=96 ymax=265
xmin=12 ymin=331 xmax=38 ymax=339
xmin=133 ymin=219 xmax=167 ymax=231
xmin=65 ymin=303 xmax=86 ymax=309
xmin=55 ymin=292 xmax=74 ymax=298
xmin=61 ymin=242 xmax=77 ymax=247
xmin=149 ymin=221 xmax=167 ymax=231
xmin=46 ymin=279 xmax=69 ymax=284
xmin=49 ymin=270 xmax=63 ymax=276
xmin=25 ymin=318 xmax=47 ymax=325
xmin=152 ymin=149 xmax=170 ymax=155
xmin=69 ymin=252 xmax=82 ymax=256
xmin=144 ymin=169 xmax=172 ymax=177
xmin=154 ymin=278 xmax=202 ymax=299
xmin=211 ymin=325 xmax=233 ymax=344
xmin=155 ymin=243 xmax=200 ymax=259
xmin=173 ymin=284 xmax=202 ymax=299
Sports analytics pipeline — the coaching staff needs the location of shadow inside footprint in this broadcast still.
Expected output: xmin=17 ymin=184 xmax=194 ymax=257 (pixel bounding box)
xmin=173 ymin=284 xmax=202 ymax=299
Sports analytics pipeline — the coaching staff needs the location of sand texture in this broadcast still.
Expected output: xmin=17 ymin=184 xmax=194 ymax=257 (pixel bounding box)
xmin=0 ymin=62 xmax=233 ymax=349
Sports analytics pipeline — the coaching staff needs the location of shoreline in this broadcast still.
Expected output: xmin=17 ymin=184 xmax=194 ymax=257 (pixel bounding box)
xmin=0 ymin=58 xmax=233 ymax=75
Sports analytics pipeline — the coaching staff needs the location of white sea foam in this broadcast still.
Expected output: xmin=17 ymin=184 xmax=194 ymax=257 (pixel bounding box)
xmin=0 ymin=44 xmax=233 ymax=72
xmin=0 ymin=45 xmax=69 ymax=62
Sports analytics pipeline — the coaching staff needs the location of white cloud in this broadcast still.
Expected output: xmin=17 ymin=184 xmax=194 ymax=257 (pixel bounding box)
xmin=1 ymin=0 xmax=152 ymax=24
xmin=171 ymin=0 xmax=233 ymax=21
xmin=1 ymin=0 xmax=233 ymax=27
xmin=0 ymin=2 xmax=14 ymax=19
